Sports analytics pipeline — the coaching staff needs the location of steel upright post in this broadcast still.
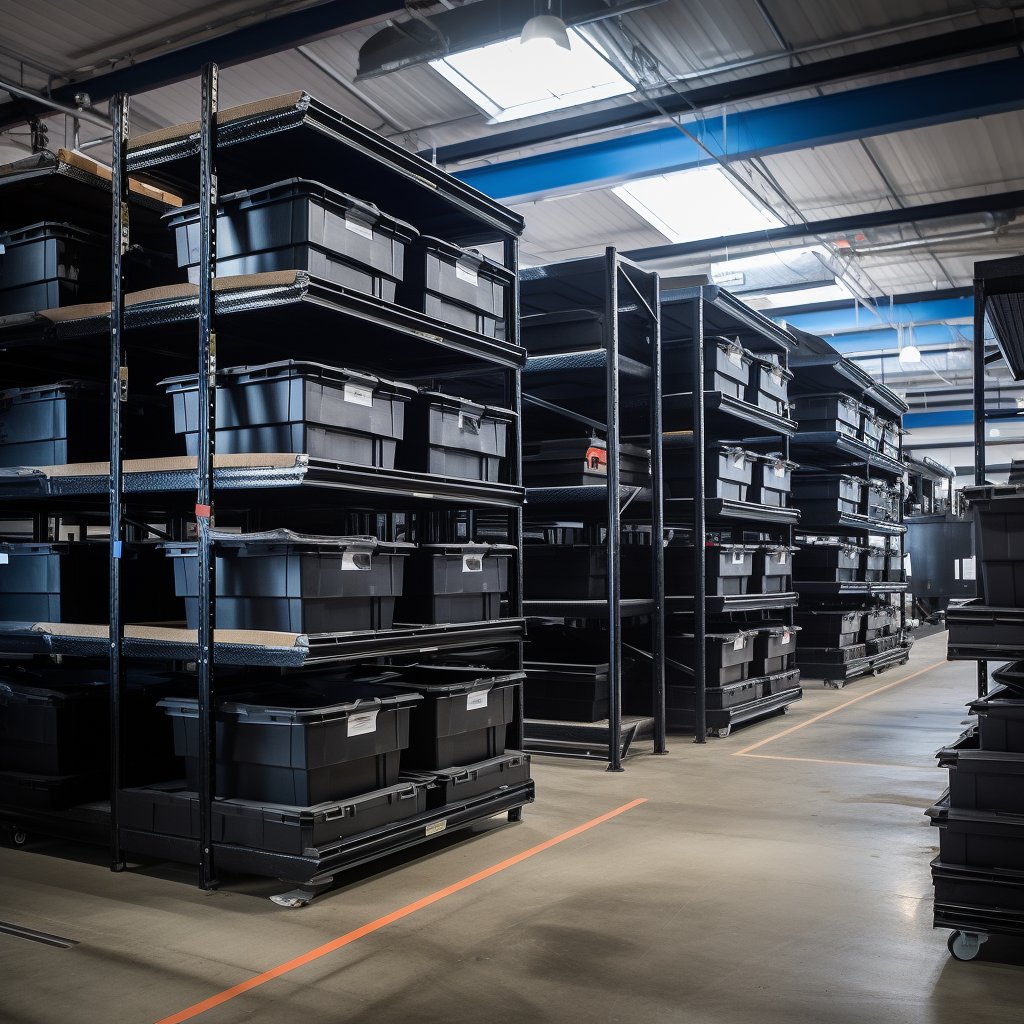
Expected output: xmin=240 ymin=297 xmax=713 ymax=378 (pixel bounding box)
xmin=606 ymin=249 xmax=624 ymax=771
xmin=650 ymin=274 xmax=667 ymax=753
xmin=973 ymin=278 xmax=987 ymax=699
xmin=108 ymin=92 xmax=130 ymax=872
xmin=692 ymin=290 xmax=707 ymax=742
xmin=196 ymin=62 xmax=219 ymax=890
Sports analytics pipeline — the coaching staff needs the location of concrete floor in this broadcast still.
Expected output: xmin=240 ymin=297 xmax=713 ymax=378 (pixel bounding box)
xmin=2 ymin=631 xmax=1023 ymax=1023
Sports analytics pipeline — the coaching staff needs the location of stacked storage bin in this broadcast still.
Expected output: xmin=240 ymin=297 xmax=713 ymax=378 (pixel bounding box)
xmin=787 ymin=330 xmax=911 ymax=689
xmin=0 ymin=92 xmax=533 ymax=884
xmin=653 ymin=288 xmax=803 ymax=738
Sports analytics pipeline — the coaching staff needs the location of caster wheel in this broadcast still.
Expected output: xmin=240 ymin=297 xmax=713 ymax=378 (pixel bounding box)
xmin=779 ymin=706 xmax=790 ymax=715
xmin=11 ymin=830 xmax=27 ymax=847
xmin=947 ymin=930 xmax=987 ymax=961
xmin=507 ymin=808 xmax=523 ymax=823
xmin=709 ymin=726 xmax=731 ymax=738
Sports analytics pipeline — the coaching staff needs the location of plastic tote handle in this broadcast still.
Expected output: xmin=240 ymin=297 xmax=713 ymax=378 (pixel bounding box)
xmin=458 ymin=411 xmax=480 ymax=435
xmin=342 ymin=551 xmax=373 ymax=571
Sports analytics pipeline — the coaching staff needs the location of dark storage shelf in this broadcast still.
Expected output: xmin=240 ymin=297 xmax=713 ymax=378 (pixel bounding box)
xmin=667 ymin=685 xmax=803 ymax=734
xmin=794 ymin=580 xmax=909 ymax=595
xmin=798 ymin=641 xmax=912 ymax=683
xmin=522 ymin=715 xmax=653 ymax=761
xmin=932 ymin=856 xmax=1024 ymax=939
xmin=788 ymin=352 xmax=908 ymax=417
xmin=796 ymin=510 xmax=906 ymax=535
xmin=664 ymin=497 xmax=800 ymax=525
xmin=785 ymin=432 xmax=905 ymax=476
xmin=0 ymin=455 xmax=525 ymax=508
xmin=523 ymin=599 xmax=655 ymax=620
xmin=125 ymin=93 xmax=523 ymax=245
xmin=666 ymin=591 xmax=799 ymax=614
xmin=947 ymin=602 xmax=1024 ymax=660
xmin=0 ymin=272 xmax=526 ymax=374
xmin=0 ymin=618 xmax=525 ymax=666
xmin=660 ymin=286 xmax=796 ymax=354
xmin=524 ymin=349 xmax=651 ymax=380
xmin=525 ymin=484 xmax=651 ymax=507
xmin=0 ymin=779 xmax=534 ymax=884
xmin=662 ymin=391 xmax=798 ymax=436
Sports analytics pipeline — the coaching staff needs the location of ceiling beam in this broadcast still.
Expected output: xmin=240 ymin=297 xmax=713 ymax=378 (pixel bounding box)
xmin=428 ymin=19 xmax=1024 ymax=166
xmin=453 ymin=57 xmax=1024 ymax=202
xmin=0 ymin=0 xmax=401 ymax=129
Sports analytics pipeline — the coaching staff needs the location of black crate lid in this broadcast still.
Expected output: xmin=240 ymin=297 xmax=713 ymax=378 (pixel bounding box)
xmin=427 ymin=751 xmax=529 ymax=782
xmin=969 ymin=684 xmax=1024 ymax=712
xmin=158 ymin=360 xmax=416 ymax=399
xmin=414 ymin=390 xmax=515 ymax=422
xmin=1 ymin=379 xmax=105 ymax=400
xmin=0 ymin=220 xmax=107 ymax=245
xmin=162 ymin=176 xmax=419 ymax=242
xmin=160 ymin=530 xmax=415 ymax=556
xmin=418 ymin=542 xmax=517 ymax=555
xmin=375 ymin=665 xmax=524 ymax=695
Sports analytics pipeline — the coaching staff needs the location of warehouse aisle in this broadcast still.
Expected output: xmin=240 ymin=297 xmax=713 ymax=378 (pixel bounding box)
xmin=1 ymin=632 xmax=1022 ymax=1024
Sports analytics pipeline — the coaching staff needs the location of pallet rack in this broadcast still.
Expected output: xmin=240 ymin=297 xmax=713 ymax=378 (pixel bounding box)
xmin=786 ymin=331 xmax=912 ymax=688
xmin=517 ymin=251 xmax=665 ymax=768
xmin=0 ymin=70 xmax=534 ymax=893
xmin=659 ymin=283 xmax=803 ymax=739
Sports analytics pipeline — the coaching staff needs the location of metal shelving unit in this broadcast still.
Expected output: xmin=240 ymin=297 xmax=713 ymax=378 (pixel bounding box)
xmin=0 ymin=71 xmax=534 ymax=893
xmin=518 ymin=251 xmax=665 ymax=769
xmin=787 ymin=332 xmax=912 ymax=689
xmin=659 ymin=284 xmax=803 ymax=739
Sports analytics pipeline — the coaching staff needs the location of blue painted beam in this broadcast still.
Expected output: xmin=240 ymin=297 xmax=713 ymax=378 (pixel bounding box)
xmin=905 ymin=410 xmax=975 ymax=428
xmin=820 ymin=324 xmax=975 ymax=354
xmin=457 ymin=57 xmax=1024 ymax=201
xmin=776 ymin=297 xmax=973 ymax=335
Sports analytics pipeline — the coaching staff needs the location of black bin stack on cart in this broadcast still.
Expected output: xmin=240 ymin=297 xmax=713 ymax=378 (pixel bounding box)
xmin=517 ymin=252 xmax=666 ymax=767
xmin=785 ymin=329 xmax=912 ymax=688
xmin=0 ymin=73 xmax=534 ymax=899
xmin=653 ymin=282 xmax=803 ymax=738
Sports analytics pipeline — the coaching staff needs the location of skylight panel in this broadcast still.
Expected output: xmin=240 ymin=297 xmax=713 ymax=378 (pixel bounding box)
xmin=430 ymin=29 xmax=635 ymax=124
xmin=613 ymin=167 xmax=783 ymax=243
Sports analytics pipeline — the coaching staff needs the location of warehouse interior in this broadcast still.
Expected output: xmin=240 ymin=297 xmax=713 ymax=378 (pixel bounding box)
xmin=1 ymin=1 xmax=1024 ymax=1021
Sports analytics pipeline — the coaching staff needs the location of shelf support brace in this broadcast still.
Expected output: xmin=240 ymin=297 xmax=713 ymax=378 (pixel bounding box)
xmin=197 ymin=61 xmax=219 ymax=891
xmin=606 ymin=249 xmax=624 ymax=772
xmin=973 ymin=275 xmax=988 ymax=699
xmin=651 ymin=274 xmax=666 ymax=754
xmin=108 ymin=91 xmax=130 ymax=873
xmin=692 ymin=289 xmax=707 ymax=743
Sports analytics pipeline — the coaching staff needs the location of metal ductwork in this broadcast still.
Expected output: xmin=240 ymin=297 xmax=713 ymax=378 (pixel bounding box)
xmin=355 ymin=0 xmax=667 ymax=80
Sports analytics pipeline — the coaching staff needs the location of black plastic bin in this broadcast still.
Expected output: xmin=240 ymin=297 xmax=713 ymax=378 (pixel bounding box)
xmin=863 ymin=606 xmax=898 ymax=639
xmin=790 ymin=393 xmax=861 ymax=437
xmin=748 ymin=356 xmax=793 ymax=416
xmin=752 ymin=544 xmax=796 ymax=593
xmin=793 ymin=541 xmax=863 ymax=582
xmin=939 ymin=806 xmax=1024 ymax=871
xmin=860 ymin=405 xmax=883 ymax=450
xmin=970 ymin=688 xmax=1024 ymax=753
xmin=0 ymin=221 xmax=108 ymax=314
xmin=407 ymin=752 xmax=531 ymax=810
xmin=118 ymin=778 xmax=427 ymax=856
xmin=0 ymin=381 xmax=106 ymax=467
xmin=399 ymin=236 xmax=511 ymax=339
xmin=401 ymin=391 xmax=512 ymax=482
xmin=972 ymin=496 xmax=1024 ymax=606
xmin=879 ymin=420 xmax=902 ymax=459
xmin=371 ymin=665 xmax=517 ymax=770
xmin=666 ymin=336 xmax=752 ymax=399
xmin=748 ymin=453 xmax=796 ymax=507
xmin=523 ymin=436 xmax=649 ymax=488
xmin=0 ymin=769 xmax=107 ymax=810
xmin=754 ymin=624 xmax=800 ymax=675
xmin=948 ymin=748 xmax=1024 ymax=814
xmin=524 ymin=543 xmax=651 ymax=600
xmin=665 ymin=541 xmax=757 ymax=596
xmin=164 ymin=178 xmax=417 ymax=300
xmin=162 ymin=531 xmax=410 ymax=633
xmin=160 ymin=361 xmax=414 ymax=466
xmin=791 ymin=473 xmax=863 ymax=518
xmin=665 ymin=631 xmax=755 ymax=685
xmin=863 ymin=546 xmax=887 ymax=582
xmin=398 ymin=543 xmax=511 ymax=624
xmin=795 ymin=609 xmax=864 ymax=647
xmin=664 ymin=438 xmax=756 ymax=501
xmin=865 ymin=480 xmax=890 ymax=520
xmin=159 ymin=679 xmax=421 ymax=804
xmin=524 ymin=659 xmax=617 ymax=722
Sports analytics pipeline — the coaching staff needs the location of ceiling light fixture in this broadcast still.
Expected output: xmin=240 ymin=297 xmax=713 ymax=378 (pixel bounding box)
xmin=521 ymin=4 xmax=570 ymax=51
xmin=898 ymin=344 xmax=922 ymax=366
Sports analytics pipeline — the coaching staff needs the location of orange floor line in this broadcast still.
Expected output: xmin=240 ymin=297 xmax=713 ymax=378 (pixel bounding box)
xmin=153 ymin=797 xmax=648 ymax=1024
xmin=738 ymin=753 xmax=932 ymax=769
xmin=732 ymin=659 xmax=948 ymax=756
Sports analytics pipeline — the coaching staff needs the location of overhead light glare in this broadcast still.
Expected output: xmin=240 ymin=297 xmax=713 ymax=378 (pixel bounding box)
xmin=898 ymin=344 xmax=922 ymax=366
xmin=520 ymin=14 xmax=570 ymax=51
xmin=990 ymin=427 xmax=1002 ymax=437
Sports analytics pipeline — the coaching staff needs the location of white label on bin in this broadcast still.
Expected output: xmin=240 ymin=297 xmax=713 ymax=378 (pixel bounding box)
xmin=728 ymin=347 xmax=743 ymax=367
xmin=466 ymin=690 xmax=489 ymax=710
xmin=732 ymin=549 xmax=745 ymax=564
xmin=0 ymin=553 xmax=6 ymax=564
xmin=347 ymin=709 xmax=378 ymax=736
xmin=345 ymin=213 xmax=374 ymax=239
xmin=342 ymin=551 xmax=372 ymax=571
xmin=733 ymin=636 xmax=745 ymax=651
xmin=455 ymin=263 xmax=479 ymax=286
xmin=343 ymin=382 xmax=373 ymax=407
xmin=425 ymin=819 xmax=447 ymax=836
xmin=777 ymin=549 xmax=788 ymax=565
xmin=462 ymin=555 xmax=483 ymax=572
xmin=773 ymin=463 xmax=786 ymax=477
xmin=783 ymin=630 xmax=791 ymax=645
xmin=771 ymin=368 xmax=783 ymax=385
xmin=732 ymin=452 xmax=746 ymax=470
xmin=963 ymin=556 xmax=975 ymax=581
